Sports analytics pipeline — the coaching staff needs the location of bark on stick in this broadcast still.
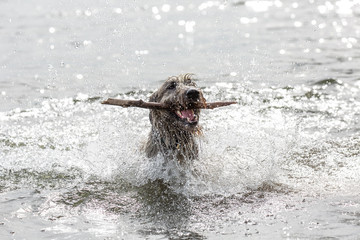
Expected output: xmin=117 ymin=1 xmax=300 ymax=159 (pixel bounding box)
xmin=101 ymin=98 xmax=236 ymax=110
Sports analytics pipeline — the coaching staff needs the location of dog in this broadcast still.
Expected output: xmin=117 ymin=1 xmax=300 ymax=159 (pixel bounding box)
xmin=144 ymin=74 xmax=206 ymax=164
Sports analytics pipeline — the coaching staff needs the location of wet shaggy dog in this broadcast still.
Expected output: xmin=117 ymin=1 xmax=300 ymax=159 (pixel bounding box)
xmin=144 ymin=74 xmax=206 ymax=163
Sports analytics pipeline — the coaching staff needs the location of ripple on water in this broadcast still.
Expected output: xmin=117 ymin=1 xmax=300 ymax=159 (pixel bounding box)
xmin=0 ymin=82 xmax=359 ymax=238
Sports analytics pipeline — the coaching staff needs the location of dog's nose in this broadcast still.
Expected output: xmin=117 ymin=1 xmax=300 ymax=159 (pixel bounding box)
xmin=186 ymin=89 xmax=200 ymax=100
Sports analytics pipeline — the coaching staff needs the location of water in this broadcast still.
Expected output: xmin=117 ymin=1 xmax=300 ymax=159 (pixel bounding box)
xmin=1 ymin=0 xmax=360 ymax=239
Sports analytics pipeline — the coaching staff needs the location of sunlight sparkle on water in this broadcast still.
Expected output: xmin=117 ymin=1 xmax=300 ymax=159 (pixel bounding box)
xmin=245 ymin=1 xmax=274 ymax=12
xmin=83 ymin=40 xmax=92 ymax=46
xmin=185 ymin=21 xmax=196 ymax=33
xmin=318 ymin=23 xmax=326 ymax=29
xmin=198 ymin=1 xmax=223 ymax=11
xmin=294 ymin=21 xmax=303 ymax=27
xmin=152 ymin=6 xmax=159 ymax=14
xmin=135 ymin=50 xmax=149 ymax=55
xmin=161 ymin=4 xmax=171 ymax=12
xmin=336 ymin=0 xmax=357 ymax=15
xmin=318 ymin=2 xmax=334 ymax=14
xmin=178 ymin=20 xmax=186 ymax=26
xmin=49 ymin=27 xmax=56 ymax=34
xmin=84 ymin=10 xmax=92 ymax=17
xmin=176 ymin=5 xmax=185 ymax=11
xmin=113 ymin=8 xmax=122 ymax=14
xmin=240 ymin=17 xmax=258 ymax=24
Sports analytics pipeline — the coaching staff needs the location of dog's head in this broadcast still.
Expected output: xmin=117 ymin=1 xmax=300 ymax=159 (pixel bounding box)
xmin=149 ymin=74 xmax=206 ymax=131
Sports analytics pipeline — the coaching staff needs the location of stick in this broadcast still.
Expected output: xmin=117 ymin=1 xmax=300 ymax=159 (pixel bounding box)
xmin=101 ymin=98 xmax=236 ymax=110
xmin=101 ymin=99 xmax=168 ymax=109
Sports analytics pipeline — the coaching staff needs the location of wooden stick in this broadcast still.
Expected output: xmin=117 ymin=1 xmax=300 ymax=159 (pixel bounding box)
xmin=101 ymin=98 xmax=236 ymax=110
xmin=101 ymin=99 xmax=168 ymax=109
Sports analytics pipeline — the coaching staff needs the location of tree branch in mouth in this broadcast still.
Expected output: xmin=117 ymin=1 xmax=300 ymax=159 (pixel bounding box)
xmin=101 ymin=98 xmax=236 ymax=110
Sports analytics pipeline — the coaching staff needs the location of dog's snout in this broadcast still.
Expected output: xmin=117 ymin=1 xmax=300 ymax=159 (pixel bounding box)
xmin=186 ymin=89 xmax=200 ymax=100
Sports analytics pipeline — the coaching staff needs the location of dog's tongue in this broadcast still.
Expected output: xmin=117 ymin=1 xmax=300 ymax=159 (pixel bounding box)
xmin=181 ymin=109 xmax=195 ymax=121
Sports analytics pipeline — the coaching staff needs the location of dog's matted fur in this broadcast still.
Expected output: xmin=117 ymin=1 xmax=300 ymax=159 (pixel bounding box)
xmin=144 ymin=74 xmax=206 ymax=163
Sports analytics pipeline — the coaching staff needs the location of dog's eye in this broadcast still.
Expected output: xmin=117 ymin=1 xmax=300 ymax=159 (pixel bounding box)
xmin=167 ymin=82 xmax=177 ymax=90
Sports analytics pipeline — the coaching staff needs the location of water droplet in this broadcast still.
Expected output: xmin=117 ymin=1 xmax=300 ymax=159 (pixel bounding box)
xmin=161 ymin=4 xmax=170 ymax=12
xmin=84 ymin=10 xmax=92 ymax=16
xmin=49 ymin=27 xmax=56 ymax=34
xmin=114 ymin=8 xmax=122 ymax=14
xmin=274 ymin=0 xmax=283 ymax=7
xmin=294 ymin=21 xmax=303 ymax=27
xmin=152 ymin=6 xmax=159 ymax=14
xmin=176 ymin=5 xmax=185 ymax=11
xmin=240 ymin=17 xmax=257 ymax=24
xmin=230 ymin=72 xmax=237 ymax=77
xmin=292 ymin=2 xmax=299 ymax=8
xmin=135 ymin=50 xmax=149 ymax=55
xmin=240 ymin=17 xmax=250 ymax=24
xmin=178 ymin=20 xmax=186 ymax=26
xmin=185 ymin=21 xmax=196 ymax=33
xmin=245 ymin=1 xmax=273 ymax=12
xmin=318 ymin=23 xmax=326 ymax=29
xmin=83 ymin=40 xmax=92 ymax=46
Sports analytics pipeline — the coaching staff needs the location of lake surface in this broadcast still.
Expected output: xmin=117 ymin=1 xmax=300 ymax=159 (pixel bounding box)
xmin=1 ymin=0 xmax=360 ymax=239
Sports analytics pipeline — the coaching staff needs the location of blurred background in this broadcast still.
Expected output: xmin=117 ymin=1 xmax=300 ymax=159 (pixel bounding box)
xmin=1 ymin=0 xmax=359 ymax=110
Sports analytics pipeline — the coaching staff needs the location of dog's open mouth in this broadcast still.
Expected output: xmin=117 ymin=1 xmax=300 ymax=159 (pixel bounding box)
xmin=174 ymin=109 xmax=198 ymax=124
